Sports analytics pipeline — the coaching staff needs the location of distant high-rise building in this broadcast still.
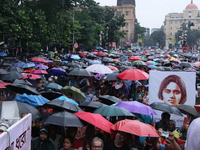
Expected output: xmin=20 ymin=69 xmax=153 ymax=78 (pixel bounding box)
xmin=117 ymin=0 xmax=135 ymax=6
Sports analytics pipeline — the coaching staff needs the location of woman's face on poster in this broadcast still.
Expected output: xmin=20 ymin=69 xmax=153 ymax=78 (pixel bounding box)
xmin=162 ymin=82 xmax=182 ymax=106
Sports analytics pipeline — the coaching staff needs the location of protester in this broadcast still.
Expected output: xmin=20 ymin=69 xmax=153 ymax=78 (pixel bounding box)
xmin=167 ymin=120 xmax=180 ymax=138
xmin=156 ymin=112 xmax=171 ymax=131
xmin=67 ymin=127 xmax=83 ymax=150
xmin=84 ymin=86 xmax=93 ymax=102
xmin=89 ymin=137 xmax=104 ymax=150
xmin=60 ymin=135 xmax=74 ymax=150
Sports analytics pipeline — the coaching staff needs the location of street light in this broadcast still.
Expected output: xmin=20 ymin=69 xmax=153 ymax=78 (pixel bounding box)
xmin=99 ymin=31 xmax=104 ymax=46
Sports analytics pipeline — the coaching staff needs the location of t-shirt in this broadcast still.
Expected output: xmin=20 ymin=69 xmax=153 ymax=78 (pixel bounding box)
xmin=72 ymin=139 xmax=83 ymax=150
xmin=152 ymin=144 xmax=165 ymax=150
xmin=103 ymin=140 xmax=129 ymax=150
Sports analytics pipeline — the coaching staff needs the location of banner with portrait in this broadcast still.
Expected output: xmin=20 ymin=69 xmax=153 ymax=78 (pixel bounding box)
xmin=149 ymin=71 xmax=196 ymax=127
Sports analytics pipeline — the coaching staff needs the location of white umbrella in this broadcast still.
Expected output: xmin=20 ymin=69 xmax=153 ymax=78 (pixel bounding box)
xmin=86 ymin=64 xmax=113 ymax=74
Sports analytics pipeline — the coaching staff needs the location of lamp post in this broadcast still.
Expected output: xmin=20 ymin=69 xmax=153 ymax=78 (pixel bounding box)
xmin=99 ymin=31 xmax=104 ymax=46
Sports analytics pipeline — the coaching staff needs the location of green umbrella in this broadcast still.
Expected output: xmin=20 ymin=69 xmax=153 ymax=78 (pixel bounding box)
xmin=132 ymin=60 xmax=146 ymax=66
xmin=155 ymin=59 xmax=164 ymax=63
xmin=93 ymin=105 xmax=134 ymax=117
xmin=61 ymin=86 xmax=86 ymax=101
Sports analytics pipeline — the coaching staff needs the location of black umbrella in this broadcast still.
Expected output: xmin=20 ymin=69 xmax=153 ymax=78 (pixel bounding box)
xmin=149 ymin=102 xmax=183 ymax=116
xmin=79 ymin=101 xmax=104 ymax=109
xmin=69 ymin=69 xmax=94 ymax=77
xmin=179 ymin=62 xmax=192 ymax=68
xmin=151 ymin=67 xmax=165 ymax=71
xmin=43 ymin=111 xmax=83 ymax=127
xmin=1 ymin=71 xmax=23 ymax=81
xmin=99 ymin=95 xmax=121 ymax=105
xmin=13 ymin=79 xmax=32 ymax=86
xmin=0 ymin=69 xmax=9 ymax=75
xmin=67 ymin=62 xmax=81 ymax=68
xmin=0 ymin=101 xmax=42 ymax=121
xmin=163 ymin=67 xmax=173 ymax=71
xmin=46 ymin=100 xmax=82 ymax=113
xmin=6 ymin=84 xmax=40 ymax=95
xmin=40 ymin=91 xmax=63 ymax=100
xmin=104 ymin=72 xmax=119 ymax=81
xmin=102 ymin=57 xmax=113 ymax=63
xmin=176 ymin=105 xmax=200 ymax=117
xmin=4 ymin=93 xmax=21 ymax=101
xmin=6 ymin=66 xmax=24 ymax=72
xmin=59 ymin=66 xmax=69 ymax=70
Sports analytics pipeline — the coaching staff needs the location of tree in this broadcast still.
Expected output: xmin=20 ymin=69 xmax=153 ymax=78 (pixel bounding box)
xmin=134 ymin=23 xmax=146 ymax=43
xmin=150 ymin=30 xmax=166 ymax=48
xmin=143 ymin=36 xmax=154 ymax=46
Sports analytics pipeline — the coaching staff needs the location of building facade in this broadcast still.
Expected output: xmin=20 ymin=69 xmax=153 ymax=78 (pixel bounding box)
xmin=164 ymin=2 xmax=200 ymax=48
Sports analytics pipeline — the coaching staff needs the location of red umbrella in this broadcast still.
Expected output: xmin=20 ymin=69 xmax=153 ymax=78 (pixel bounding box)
xmin=79 ymin=52 xmax=87 ymax=57
xmin=117 ymin=69 xmax=149 ymax=81
xmin=107 ymin=66 xmax=119 ymax=72
xmin=0 ymin=82 xmax=11 ymax=89
xmin=112 ymin=119 xmax=159 ymax=137
xmin=23 ymin=70 xmax=32 ymax=73
xmin=96 ymin=51 xmax=106 ymax=56
xmin=30 ymin=70 xmax=48 ymax=75
xmin=194 ymin=105 xmax=200 ymax=113
xmin=145 ymin=62 xmax=154 ymax=65
xmin=31 ymin=57 xmax=47 ymax=63
xmin=22 ymin=74 xmax=41 ymax=79
xmin=93 ymin=49 xmax=98 ymax=52
xmin=74 ymin=111 xmax=113 ymax=133
xmin=113 ymin=59 xmax=120 ymax=62
xmin=128 ymin=56 xmax=141 ymax=62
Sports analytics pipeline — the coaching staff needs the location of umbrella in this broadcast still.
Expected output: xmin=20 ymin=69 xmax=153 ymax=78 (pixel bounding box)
xmin=0 ymin=69 xmax=9 ymax=75
xmin=99 ymin=95 xmax=121 ymax=105
xmin=75 ymin=111 xmax=113 ymax=133
xmin=147 ymin=61 xmax=158 ymax=65
xmin=112 ymin=119 xmax=159 ymax=137
xmin=48 ymin=67 xmax=66 ymax=76
xmin=67 ymin=62 xmax=82 ymax=68
xmin=69 ymin=69 xmax=94 ymax=77
xmin=71 ymin=55 xmax=80 ymax=60
xmin=149 ymin=102 xmax=183 ymax=116
xmin=14 ymin=62 xmax=25 ymax=68
xmin=89 ymin=60 xmax=102 ymax=65
xmin=46 ymin=100 xmax=82 ymax=112
xmin=176 ymin=105 xmax=200 ymax=117
xmin=14 ymin=93 xmax=49 ymax=107
xmin=96 ymin=51 xmax=106 ymax=56
xmin=120 ymin=56 xmax=128 ymax=61
xmin=132 ymin=60 xmax=146 ymax=66
xmin=40 ymin=91 xmax=63 ymax=100
xmin=62 ymin=86 xmax=86 ymax=102
xmin=6 ymin=66 xmax=24 ymax=72
xmin=34 ymin=64 xmax=48 ymax=69
xmin=6 ymin=84 xmax=40 ymax=95
xmin=13 ymin=79 xmax=32 ymax=86
xmin=30 ymin=70 xmax=48 ymax=75
xmin=107 ymin=66 xmax=119 ymax=72
xmin=194 ymin=104 xmax=200 ymax=113
xmin=0 ymin=101 xmax=42 ymax=121
xmin=22 ymin=63 xmax=35 ymax=68
xmin=79 ymin=52 xmax=87 ymax=57
xmin=86 ymin=64 xmax=113 ymax=74
xmin=113 ymin=59 xmax=120 ymax=62
xmin=22 ymin=74 xmax=41 ymax=80
xmin=0 ymin=52 xmax=7 ymax=57
xmin=43 ymin=111 xmax=83 ymax=127
xmin=93 ymin=105 xmax=134 ymax=117
xmin=102 ymin=57 xmax=113 ymax=63
xmin=117 ymin=69 xmax=149 ymax=81
xmin=1 ymin=71 xmax=23 ymax=81
xmin=147 ymin=65 xmax=156 ymax=69
xmin=146 ymin=62 xmax=154 ymax=66
xmin=128 ymin=56 xmax=141 ymax=62
xmin=79 ymin=101 xmax=104 ymax=109
xmin=115 ymin=101 xmax=157 ymax=116
xmin=45 ymin=83 xmax=63 ymax=90
xmin=55 ymin=96 xmax=79 ymax=105
xmin=151 ymin=67 xmax=165 ymax=71
xmin=31 ymin=57 xmax=47 ymax=63
xmin=179 ymin=62 xmax=192 ymax=68
xmin=0 ymin=82 xmax=11 ymax=88
xmin=104 ymin=72 xmax=119 ymax=81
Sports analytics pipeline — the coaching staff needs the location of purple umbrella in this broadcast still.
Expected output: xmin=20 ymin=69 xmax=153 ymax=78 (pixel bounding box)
xmin=34 ymin=64 xmax=48 ymax=69
xmin=115 ymin=101 xmax=157 ymax=116
xmin=14 ymin=62 xmax=25 ymax=67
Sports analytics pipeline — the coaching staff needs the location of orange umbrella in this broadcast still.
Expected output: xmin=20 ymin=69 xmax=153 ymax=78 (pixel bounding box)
xmin=112 ymin=119 xmax=159 ymax=137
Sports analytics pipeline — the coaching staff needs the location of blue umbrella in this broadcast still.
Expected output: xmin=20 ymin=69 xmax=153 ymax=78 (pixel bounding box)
xmin=147 ymin=65 xmax=156 ymax=69
xmin=14 ymin=62 xmax=25 ymax=67
xmin=45 ymin=83 xmax=63 ymax=90
xmin=14 ymin=93 xmax=49 ymax=107
xmin=48 ymin=67 xmax=66 ymax=76
xmin=0 ymin=52 xmax=7 ymax=57
xmin=70 ymin=55 xmax=80 ymax=60
xmin=22 ymin=62 xmax=35 ymax=68
xmin=93 ymin=46 xmax=103 ymax=50
xmin=55 ymin=96 xmax=79 ymax=105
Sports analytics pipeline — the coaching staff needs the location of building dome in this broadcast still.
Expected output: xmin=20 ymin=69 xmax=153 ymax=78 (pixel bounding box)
xmin=186 ymin=3 xmax=198 ymax=9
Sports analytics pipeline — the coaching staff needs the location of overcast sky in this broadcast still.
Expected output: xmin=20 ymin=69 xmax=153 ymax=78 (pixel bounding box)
xmin=95 ymin=0 xmax=200 ymax=30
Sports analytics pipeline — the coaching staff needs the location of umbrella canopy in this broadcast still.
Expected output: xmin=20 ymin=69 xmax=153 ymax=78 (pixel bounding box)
xmin=115 ymin=101 xmax=157 ymax=116
xmin=0 ymin=82 xmax=11 ymax=88
xmin=194 ymin=104 xmax=200 ymax=113
xmin=30 ymin=70 xmax=48 ymax=75
xmin=75 ymin=111 xmax=113 ymax=133
xmin=176 ymin=105 xmax=200 ymax=117
xmin=34 ymin=64 xmax=48 ymax=69
xmin=46 ymin=100 xmax=82 ymax=112
xmin=69 ymin=69 xmax=94 ymax=77
xmin=179 ymin=62 xmax=192 ymax=68
xmin=107 ymin=66 xmax=119 ymax=72
xmin=6 ymin=66 xmax=24 ymax=72
xmin=14 ymin=93 xmax=49 ymax=107
xmin=146 ymin=62 xmax=154 ymax=66
xmin=31 ymin=57 xmax=47 ymax=63
xmin=128 ymin=56 xmax=141 ymax=62
xmin=89 ymin=60 xmax=102 ymax=65
xmin=93 ymin=105 xmax=134 ymax=117
xmin=0 ymin=101 xmax=42 ymax=121
xmin=99 ymin=95 xmax=121 ymax=105
xmin=13 ymin=79 xmax=32 ymax=86
xmin=79 ymin=101 xmax=104 ymax=109
xmin=149 ymin=102 xmax=183 ymax=116
xmin=40 ymin=91 xmax=63 ymax=100
xmin=43 ymin=111 xmax=83 ymax=127
xmin=0 ymin=69 xmax=9 ymax=75
xmin=132 ymin=60 xmax=146 ymax=66
xmin=62 ymin=86 xmax=86 ymax=101
xmin=1 ymin=71 xmax=23 ymax=81
xmin=104 ymin=72 xmax=119 ymax=81
xmin=96 ymin=51 xmax=106 ymax=56
xmin=102 ymin=57 xmax=113 ymax=63
xmin=55 ymin=96 xmax=79 ymax=106
xmin=79 ymin=52 xmax=87 ymax=57
xmin=49 ymin=67 xmax=66 ymax=76
xmin=6 ymin=84 xmax=40 ymax=95
xmin=117 ymin=69 xmax=149 ymax=81
xmin=86 ymin=64 xmax=113 ymax=74
xmin=70 ymin=55 xmax=80 ymax=60
xmin=22 ymin=62 xmax=35 ymax=68
xmin=22 ymin=74 xmax=41 ymax=80
xmin=14 ymin=62 xmax=25 ymax=68
xmin=0 ymin=52 xmax=7 ymax=57
xmin=45 ymin=83 xmax=63 ymax=90
xmin=112 ymin=119 xmax=159 ymax=137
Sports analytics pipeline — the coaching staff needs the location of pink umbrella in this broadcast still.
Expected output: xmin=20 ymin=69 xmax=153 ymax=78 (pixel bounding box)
xmin=30 ymin=70 xmax=48 ymax=75
xmin=22 ymin=74 xmax=41 ymax=79
xmin=107 ymin=66 xmax=119 ymax=72
xmin=79 ymin=52 xmax=87 ymax=57
xmin=96 ymin=51 xmax=106 ymax=56
xmin=31 ymin=57 xmax=47 ymax=63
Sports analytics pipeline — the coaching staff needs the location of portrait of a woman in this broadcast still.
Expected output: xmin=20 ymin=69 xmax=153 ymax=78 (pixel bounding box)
xmin=158 ymin=75 xmax=187 ymax=106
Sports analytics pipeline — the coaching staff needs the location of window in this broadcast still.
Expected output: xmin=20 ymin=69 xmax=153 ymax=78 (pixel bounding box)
xmin=189 ymin=16 xmax=191 ymax=18
xmin=175 ymin=21 xmax=177 ymax=24
xmin=171 ymin=21 xmax=173 ymax=24
xmin=170 ymin=32 xmax=172 ymax=35
xmin=198 ymin=20 xmax=200 ymax=23
xmin=180 ymin=21 xmax=182 ymax=24
xmin=116 ymin=11 xmax=121 ymax=16
xmin=171 ymin=27 xmax=172 ymax=30
xmin=172 ymin=17 xmax=174 ymax=18
xmin=125 ymin=11 xmax=129 ymax=16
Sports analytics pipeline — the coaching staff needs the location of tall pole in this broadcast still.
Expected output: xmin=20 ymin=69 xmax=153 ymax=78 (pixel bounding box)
xmin=72 ymin=8 xmax=75 ymax=45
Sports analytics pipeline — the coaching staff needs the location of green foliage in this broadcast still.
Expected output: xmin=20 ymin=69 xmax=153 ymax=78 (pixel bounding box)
xmin=134 ymin=23 xmax=146 ymax=43
xmin=150 ymin=30 xmax=166 ymax=48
